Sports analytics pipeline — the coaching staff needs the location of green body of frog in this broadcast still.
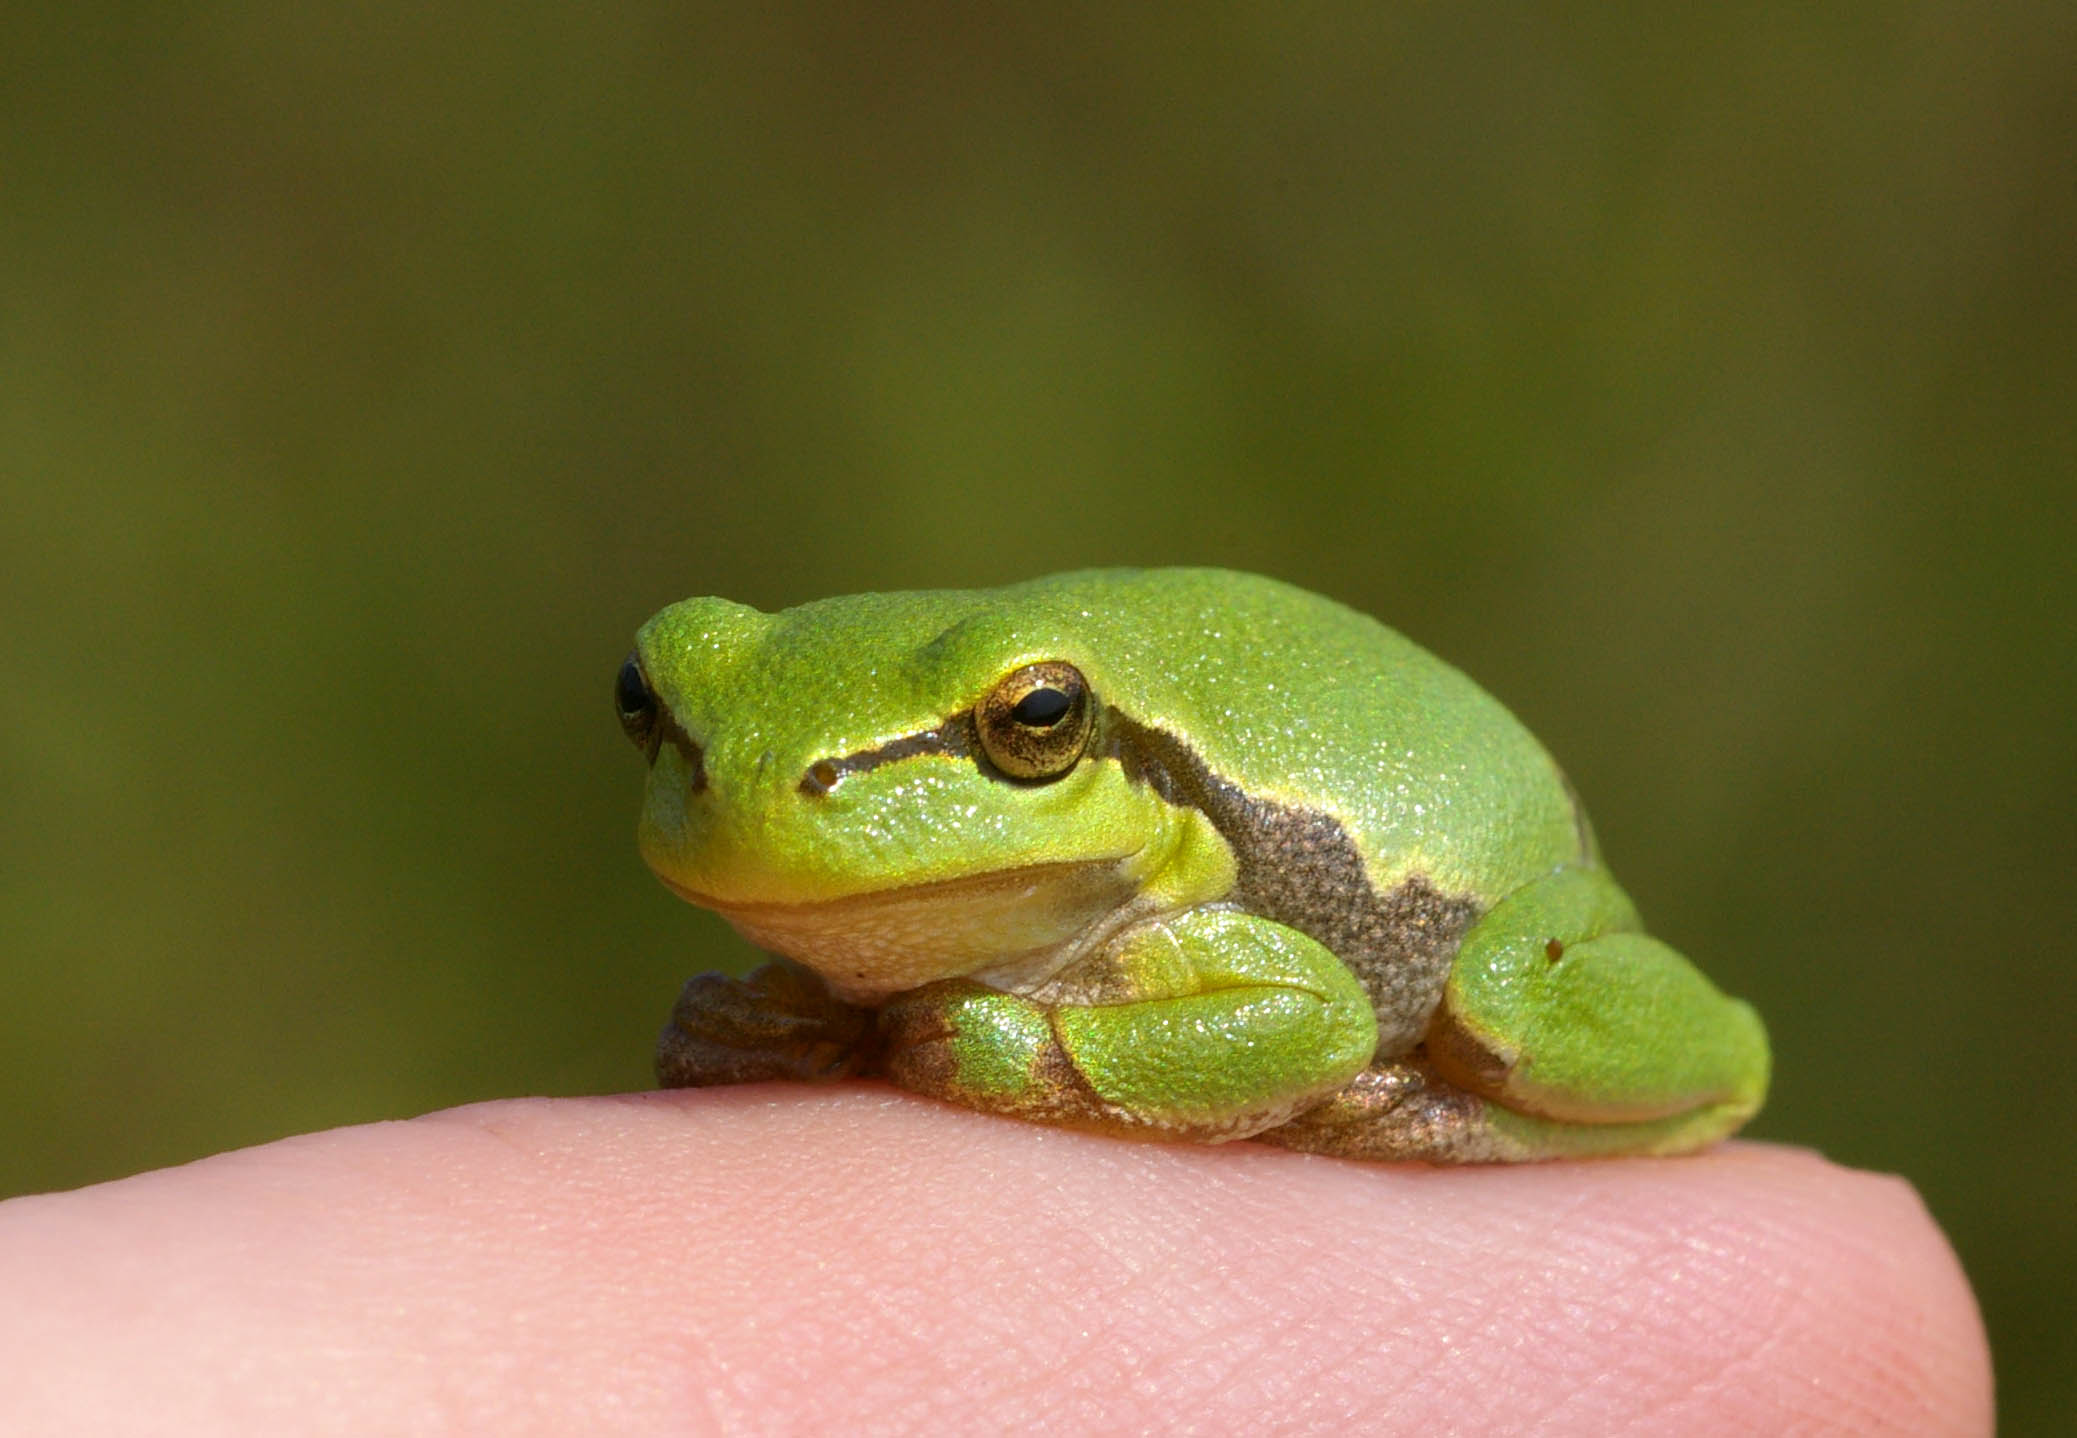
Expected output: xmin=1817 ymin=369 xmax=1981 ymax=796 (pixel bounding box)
xmin=619 ymin=568 xmax=1766 ymax=1161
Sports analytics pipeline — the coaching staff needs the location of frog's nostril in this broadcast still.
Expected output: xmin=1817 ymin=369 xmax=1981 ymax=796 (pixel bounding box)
xmin=799 ymin=759 xmax=841 ymax=797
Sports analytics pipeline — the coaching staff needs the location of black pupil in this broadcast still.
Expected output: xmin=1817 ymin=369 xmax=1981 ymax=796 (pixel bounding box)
xmin=616 ymin=657 xmax=653 ymax=719
xmin=1010 ymin=686 xmax=1072 ymax=727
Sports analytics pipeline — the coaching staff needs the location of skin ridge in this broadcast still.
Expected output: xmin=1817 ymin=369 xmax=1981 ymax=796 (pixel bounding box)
xmin=1102 ymin=707 xmax=1482 ymax=1056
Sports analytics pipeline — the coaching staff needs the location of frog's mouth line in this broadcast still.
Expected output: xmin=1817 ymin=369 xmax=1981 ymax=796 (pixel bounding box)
xmin=655 ymin=858 xmax=1147 ymax=1001
xmin=655 ymin=856 xmax=1129 ymax=913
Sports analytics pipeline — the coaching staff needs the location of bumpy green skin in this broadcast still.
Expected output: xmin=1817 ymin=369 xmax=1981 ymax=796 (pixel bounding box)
xmin=632 ymin=568 xmax=1768 ymax=1161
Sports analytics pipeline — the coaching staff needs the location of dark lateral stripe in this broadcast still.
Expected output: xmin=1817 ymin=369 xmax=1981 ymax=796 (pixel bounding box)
xmin=798 ymin=712 xmax=976 ymax=795
xmin=1101 ymin=705 xmax=1480 ymax=1055
xmin=659 ymin=712 xmax=707 ymax=792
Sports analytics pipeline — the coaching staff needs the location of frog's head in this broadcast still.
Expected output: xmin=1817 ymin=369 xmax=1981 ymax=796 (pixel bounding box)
xmin=618 ymin=586 xmax=1228 ymax=1001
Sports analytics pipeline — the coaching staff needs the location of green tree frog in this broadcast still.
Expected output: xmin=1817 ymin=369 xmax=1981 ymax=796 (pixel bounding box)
xmin=618 ymin=568 xmax=1767 ymax=1161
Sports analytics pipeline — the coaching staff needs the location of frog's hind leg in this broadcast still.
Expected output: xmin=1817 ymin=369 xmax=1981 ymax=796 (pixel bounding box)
xmin=1259 ymin=866 xmax=1769 ymax=1163
xmin=1252 ymin=1057 xmax=1518 ymax=1162
xmin=1255 ymin=1056 xmax=1755 ymax=1162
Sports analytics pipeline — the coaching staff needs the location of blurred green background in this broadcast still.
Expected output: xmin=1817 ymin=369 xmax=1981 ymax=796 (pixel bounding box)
xmin=4 ymin=2 xmax=2070 ymax=1425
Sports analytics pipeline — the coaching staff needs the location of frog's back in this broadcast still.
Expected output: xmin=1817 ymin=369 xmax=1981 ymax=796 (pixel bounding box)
xmin=994 ymin=567 xmax=1588 ymax=904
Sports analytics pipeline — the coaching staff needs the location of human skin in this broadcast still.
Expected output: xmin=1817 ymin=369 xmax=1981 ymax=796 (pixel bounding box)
xmin=0 ymin=1089 xmax=1990 ymax=1435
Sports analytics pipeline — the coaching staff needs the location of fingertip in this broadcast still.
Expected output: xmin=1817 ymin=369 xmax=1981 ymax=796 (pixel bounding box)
xmin=0 ymin=1094 xmax=1994 ymax=1436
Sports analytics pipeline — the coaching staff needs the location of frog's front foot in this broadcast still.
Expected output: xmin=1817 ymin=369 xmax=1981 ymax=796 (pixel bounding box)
xmin=876 ymin=914 xmax=1380 ymax=1143
xmin=877 ymin=980 xmax=1102 ymax=1127
xmin=656 ymin=961 xmax=877 ymax=1087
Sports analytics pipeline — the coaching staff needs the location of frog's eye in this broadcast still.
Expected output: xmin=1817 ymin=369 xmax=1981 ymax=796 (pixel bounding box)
xmin=976 ymin=661 xmax=1093 ymax=781
xmin=616 ymin=652 xmax=661 ymax=754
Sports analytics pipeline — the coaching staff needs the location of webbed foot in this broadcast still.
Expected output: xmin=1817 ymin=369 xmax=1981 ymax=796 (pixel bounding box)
xmin=656 ymin=961 xmax=877 ymax=1087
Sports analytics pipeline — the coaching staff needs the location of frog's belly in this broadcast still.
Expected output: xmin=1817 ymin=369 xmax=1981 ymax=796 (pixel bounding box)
xmin=675 ymin=860 xmax=1147 ymax=1003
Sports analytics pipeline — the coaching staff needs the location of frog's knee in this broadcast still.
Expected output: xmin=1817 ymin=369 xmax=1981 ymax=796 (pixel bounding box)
xmin=1436 ymin=925 xmax=1768 ymax=1126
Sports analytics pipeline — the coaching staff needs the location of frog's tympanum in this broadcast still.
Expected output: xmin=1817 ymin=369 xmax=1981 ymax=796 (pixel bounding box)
xmin=620 ymin=569 xmax=1766 ymax=1161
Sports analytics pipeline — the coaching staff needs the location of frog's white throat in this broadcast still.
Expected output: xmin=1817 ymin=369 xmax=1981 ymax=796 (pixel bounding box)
xmin=667 ymin=859 xmax=1160 ymax=1003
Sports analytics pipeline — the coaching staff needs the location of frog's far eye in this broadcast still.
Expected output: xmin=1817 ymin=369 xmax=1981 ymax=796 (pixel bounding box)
xmin=977 ymin=661 xmax=1093 ymax=780
xmin=616 ymin=652 xmax=660 ymax=754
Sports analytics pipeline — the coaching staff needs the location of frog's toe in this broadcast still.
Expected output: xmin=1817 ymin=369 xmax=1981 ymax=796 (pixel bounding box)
xmin=878 ymin=980 xmax=1075 ymax=1111
xmin=656 ymin=962 xmax=875 ymax=1087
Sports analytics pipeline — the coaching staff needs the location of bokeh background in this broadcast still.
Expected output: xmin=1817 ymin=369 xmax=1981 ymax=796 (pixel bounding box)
xmin=5 ymin=4 xmax=2071 ymax=1425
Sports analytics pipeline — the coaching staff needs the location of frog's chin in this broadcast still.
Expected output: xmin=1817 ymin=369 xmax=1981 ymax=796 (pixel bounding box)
xmin=659 ymin=859 xmax=1150 ymax=1004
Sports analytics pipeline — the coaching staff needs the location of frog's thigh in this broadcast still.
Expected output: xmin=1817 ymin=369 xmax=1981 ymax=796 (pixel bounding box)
xmin=881 ymin=910 xmax=1378 ymax=1143
xmin=1430 ymin=866 xmax=1769 ymax=1146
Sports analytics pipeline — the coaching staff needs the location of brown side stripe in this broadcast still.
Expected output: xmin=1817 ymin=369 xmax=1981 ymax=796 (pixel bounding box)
xmin=797 ymin=713 xmax=977 ymax=795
